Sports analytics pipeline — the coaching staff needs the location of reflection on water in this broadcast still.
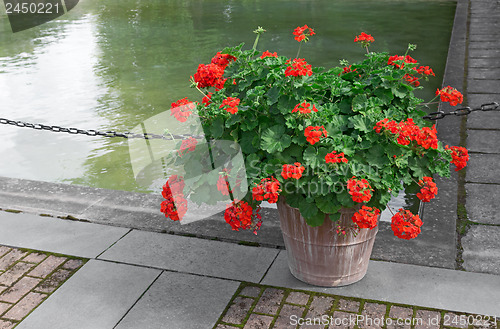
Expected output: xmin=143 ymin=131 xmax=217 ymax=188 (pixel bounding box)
xmin=0 ymin=0 xmax=456 ymax=202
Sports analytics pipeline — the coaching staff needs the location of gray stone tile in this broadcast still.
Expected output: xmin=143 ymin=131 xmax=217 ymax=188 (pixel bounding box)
xmin=466 ymin=130 xmax=500 ymax=154
xmin=115 ymin=271 xmax=238 ymax=329
xmin=0 ymin=211 xmax=129 ymax=258
xmin=469 ymin=35 xmax=500 ymax=42
xmin=99 ymin=230 xmax=279 ymax=282
xmin=466 ymin=94 xmax=500 ymax=129
xmin=469 ymin=58 xmax=500 ymax=68
xmin=467 ymin=79 xmax=500 ymax=94
xmin=466 ymin=153 xmax=500 ymax=184
xmin=466 ymin=183 xmax=500 ymax=225
xmin=469 ymin=49 xmax=500 ymax=58
xmin=469 ymin=41 xmax=500 ymax=50
xmin=468 ymin=68 xmax=500 ymax=79
xmin=462 ymin=225 xmax=500 ymax=275
xmin=262 ymin=252 xmax=500 ymax=317
xmin=16 ymin=260 xmax=161 ymax=329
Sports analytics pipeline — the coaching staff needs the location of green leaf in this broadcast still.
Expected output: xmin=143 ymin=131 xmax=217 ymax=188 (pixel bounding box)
xmin=261 ymin=125 xmax=292 ymax=153
xmin=266 ymin=86 xmax=280 ymax=106
xmin=374 ymin=87 xmax=394 ymax=104
xmin=210 ymin=117 xmax=224 ymax=139
xmin=350 ymin=116 xmax=372 ymax=133
xmin=315 ymin=195 xmax=342 ymax=214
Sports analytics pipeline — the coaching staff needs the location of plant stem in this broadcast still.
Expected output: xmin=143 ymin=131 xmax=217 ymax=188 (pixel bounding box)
xmin=296 ymin=43 xmax=302 ymax=58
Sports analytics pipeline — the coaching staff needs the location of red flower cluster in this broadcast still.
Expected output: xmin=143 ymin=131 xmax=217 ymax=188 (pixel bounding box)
xmin=285 ymin=58 xmax=313 ymax=77
xmin=340 ymin=65 xmax=357 ymax=75
xmin=193 ymin=52 xmax=236 ymax=90
xmin=292 ymin=101 xmax=318 ymax=114
xmin=178 ymin=137 xmax=197 ymax=157
xmin=388 ymin=55 xmax=417 ymax=69
xmin=261 ymin=50 xmax=278 ymax=59
xmin=436 ymin=86 xmax=463 ymax=106
xmin=391 ymin=209 xmax=423 ymax=240
xmin=170 ymin=97 xmax=195 ymax=122
xmin=304 ymin=125 xmax=327 ymax=145
xmin=325 ymin=151 xmax=348 ymax=164
xmin=281 ymin=162 xmax=305 ymax=180
xmin=445 ymin=145 xmax=469 ymax=171
xmin=347 ymin=177 xmax=372 ymax=203
xmin=354 ymin=32 xmax=374 ymax=44
xmin=416 ymin=176 xmax=438 ymax=202
xmin=224 ymin=200 xmax=253 ymax=231
xmin=374 ymin=118 xmax=438 ymax=150
xmin=193 ymin=63 xmax=224 ymax=89
xmin=160 ymin=175 xmax=187 ymax=222
xmin=351 ymin=206 xmax=380 ymax=229
xmin=403 ymin=74 xmax=420 ymax=87
xmin=202 ymin=92 xmax=212 ymax=107
xmin=220 ymin=97 xmax=240 ymax=114
xmin=415 ymin=66 xmax=435 ymax=76
xmin=211 ymin=52 xmax=237 ymax=69
xmin=252 ymin=177 xmax=281 ymax=203
xmin=293 ymin=25 xmax=315 ymax=42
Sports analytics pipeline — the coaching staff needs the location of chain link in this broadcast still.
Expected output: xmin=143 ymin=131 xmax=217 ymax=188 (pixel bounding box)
xmin=0 ymin=118 xmax=201 ymax=141
xmin=423 ymin=102 xmax=500 ymax=121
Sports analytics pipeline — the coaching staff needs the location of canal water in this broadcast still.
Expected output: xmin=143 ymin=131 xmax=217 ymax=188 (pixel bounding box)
xmin=0 ymin=0 xmax=456 ymax=214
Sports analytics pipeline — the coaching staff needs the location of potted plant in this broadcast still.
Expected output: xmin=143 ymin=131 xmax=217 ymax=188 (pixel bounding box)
xmin=160 ymin=26 xmax=469 ymax=286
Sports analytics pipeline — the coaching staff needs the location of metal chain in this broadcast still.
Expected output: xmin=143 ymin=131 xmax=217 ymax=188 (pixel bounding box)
xmin=0 ymin=118 xmax=201 ymax=141
xmin=423 ymin=102 xmax=500 ymax=121
xmin=1 ymin=102 xmax=499 ymax=138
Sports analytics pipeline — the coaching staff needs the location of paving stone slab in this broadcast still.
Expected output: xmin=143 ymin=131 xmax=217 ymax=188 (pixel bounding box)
xmin=115 ymin=271 xmax=239 ymax=329
xmin=467 ymin=79 xmax=500 ymax=94
xmin=462 ymin=225 xmax=500 ymax=275
xmin=465 ymin=153 xmax=500 ymax=184
xmin=15 ymin=260 xmax=161 ymax=329
xmin=469 ymin=58 xmax=500 ymax=68
xmin=466 ymin=94 xmax=500 ymax=129
xmin=466 ymin=129 xmax=500 ymax=154
xmin=262 ymin=252 xmax=500 ymax=317
xmin=467 ymin=68 xmax=500 ymax=79
xmin=469 ymin=41 xmax=500 ymax=49
xmin=466 ymin=183 xmax=500 ymax=225
xmin=99 ymin=229 xmax=279 ymax=282
xmin=469 ymin=49 xmax=500 ymax=58
xmin=0 ymin=211 xmax=129 ymax=258
xmin=469 ymin=34 xmax=500 ymax=43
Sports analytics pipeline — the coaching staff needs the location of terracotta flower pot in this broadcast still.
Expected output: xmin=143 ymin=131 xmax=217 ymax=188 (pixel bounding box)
xmin=277 ymin=198 xmax=379 ymax=287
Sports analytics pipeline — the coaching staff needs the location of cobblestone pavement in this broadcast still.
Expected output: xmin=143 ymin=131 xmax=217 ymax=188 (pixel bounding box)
xmin=0 ymin=245 xmax=85 ymax=328
xmin=214 ymin=283 xmax=500 ymax=329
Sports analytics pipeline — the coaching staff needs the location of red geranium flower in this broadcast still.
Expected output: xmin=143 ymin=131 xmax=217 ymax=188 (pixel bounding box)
xmin=211 ymin=52 xmax=237 ymax=69
xmin=178 ymin=137 xmax=197 ymax=157
xmin=160 ymin=175 xmax=187 ymax=222
xmin=436 ymin=86 xmax=463 ymax=106
xmin=325 ymin=151 xmax=348 ymax=164
xmin=281 ymin=162 xmax=305 ymax=180
xmin=347 ymin=177 xmax=372 ymax=203
xmin=252 ymin=177 xmax=281 ymax=203
xmin=285 ymin=58 xmax=313 ymax=77
xmin=293 ymin=25 xmax=315 ymax=42
xmin=415 ymin=66 xmax=435 ymax=76
xmin=193 ymin=63 xmax=225 ymax=89
xmin=170 ymin=97 xmax=195 ymax=122
xmin=292 ymin=101 xmax=318 ymax=114
xmin=219 ymin=97 xmax=240 ymax=114
xmin=261 ymin=50 xmax=278 ymax=59
xmin=202 ymin=92 xmax=212 ymax=107
xmin=445 ymin=145 xmax=469 ymax=171
xmin=224 ymin=200 xmax=254 ymax=231
xmin=304 ymin=126 xmax=327 ymax=145
xmin=403 ymin=74 xmax=420 ymax=87
xmin=416 ymin=176 xmax=438 ymax=202
xmin=391 ymin=209 xmax=423 ymax=240
xmin=352 ymin=206 xmax=380 ymax=229
xmin=388 ymin=54 xmax=417 ymax=69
